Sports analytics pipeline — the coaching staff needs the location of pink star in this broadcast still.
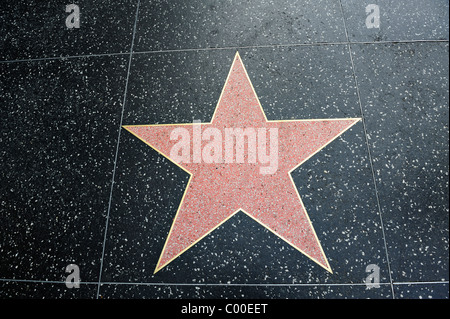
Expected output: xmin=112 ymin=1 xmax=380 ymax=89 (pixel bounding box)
xmin=124 ymin=52 xmax=360 ymax=273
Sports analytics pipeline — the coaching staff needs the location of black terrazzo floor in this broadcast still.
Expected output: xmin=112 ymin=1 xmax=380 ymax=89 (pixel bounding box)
xmin=0 ymin=0 xmax=448 ymax=300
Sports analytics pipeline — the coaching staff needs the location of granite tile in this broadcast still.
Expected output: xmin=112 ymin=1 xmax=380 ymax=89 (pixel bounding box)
xmin=134 ymin=0 xmax=347 ymax=52
xmin=125 ymin=46 xmax=361 ymax=125
xmin=0 ymin=56 xmax=129 ymax=282
xmin=99 ymin=283 xmax=393 ymax=299
xmin=0 ymin=281 xmax=97 ymax=299
xmin=121 ymin=54 xmax=359 ymax=274
xmin=101 ymin=48 xmax=387 ymax=286
xmin=0 ymin=0 xmax=138 ymax=61
xmin=351 ymin=42 xmax=449 ymax=282
xmin=239 ymin=46 xmax=360 ymax=119
xmin=341 ymin=0 xmax=449 ymax=42
xmin=124 ymin=50 xmax=234 ymax=125
xmin=394 ymin=283 xmax=449 ymax=299
xmin=292 ymin=121 xmax=389 ymax=284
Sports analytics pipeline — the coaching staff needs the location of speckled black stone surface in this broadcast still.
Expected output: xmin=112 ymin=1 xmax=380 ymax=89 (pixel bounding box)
xmin=351 ymin=42 xmax=449 ymax=283
xmin=0 ymin=281 xmax=97 ymax=299
xmin=341 ymin=0 xmax=449 ymax=42
xmin=0 ymin=0 xmax=448 ymax=300
xmin=0 ymin=0 xmax=137 ymax=61
xmin=0 ymin=56 xmax=129 ymax=282
xmin=99 ymin=283 xmax=393 ymax=299
xmin=133 ymin=0 xmax=347 ymax=51
xmin=393 ymin=283 xmax=449 ymax=299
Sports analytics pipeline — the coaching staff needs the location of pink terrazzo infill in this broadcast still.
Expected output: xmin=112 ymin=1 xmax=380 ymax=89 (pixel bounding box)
xmin=124 ymin=53 xmax=360 ymax=273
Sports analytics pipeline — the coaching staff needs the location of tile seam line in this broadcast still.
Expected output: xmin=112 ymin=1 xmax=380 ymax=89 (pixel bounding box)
xmin=1 ymin=278 xmax=448 ymax=286
xmin=0 ymin=279 xmax=385 ymax=286
xmin=131 ymin=39 xmax=450 ymax=55
xmin=0 ymin=52 xmax=130 ymax=64
xmin=99 ymin=283 xmax=390 ymax=287
xmin=348 ymin=30 xmax=399 ymax=300
xmin=0 ymin=39 xmax=448 ymax=63
xmin=0 ymin=279 xmax=394 ymax=286
xmin=338 ymin=0 xmax=395 ymax=299
xmin=392 ymin=281 xmax=450 ymax=286
xmin=95 ymin=0 xmax=141 ymax=300
xmin=110 ymin=281 xmax=449 ymax=287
